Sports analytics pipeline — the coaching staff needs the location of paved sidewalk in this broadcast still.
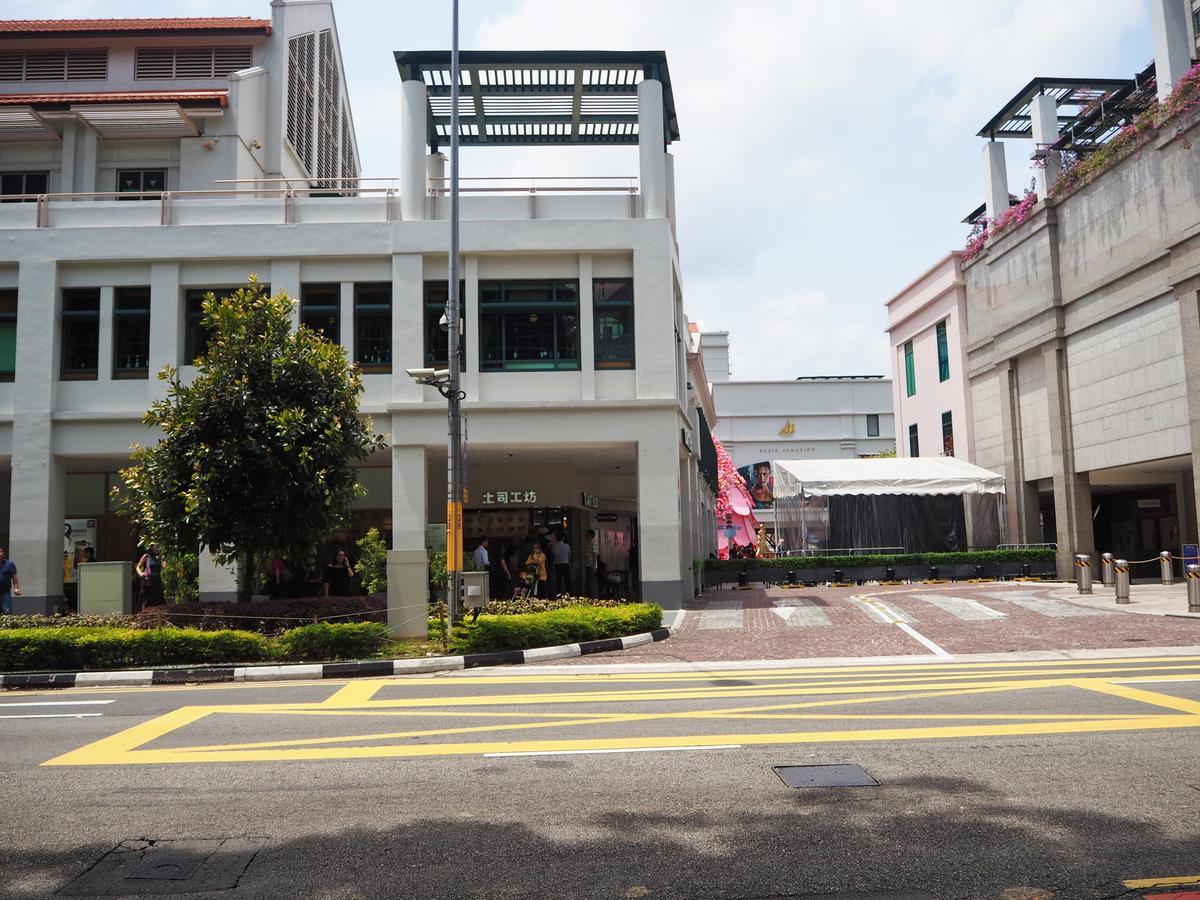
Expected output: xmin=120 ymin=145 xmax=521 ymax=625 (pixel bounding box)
xmin=1053 ymin=580 xmax=1200 ymax=618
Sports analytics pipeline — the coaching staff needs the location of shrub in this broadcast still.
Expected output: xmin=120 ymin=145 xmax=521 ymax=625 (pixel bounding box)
xmin=706 ymin=548 xmax=1056 ymax=572
xmin=0 ymin=626 xmax=272 ymax=671
xmin=451 ymin=603 xmax=662 ymax=655
xmin=356 ymin=528 xmax=388 ymax=595
xmin=135 ymin=595 xmax=385 ymax=633
xmin=0 ymin=613 xmax=140 ymax=630
xmin=274 ymin=622 xmax=388 ymax=661
xmin=479 ymin=595 xmax=635 ymax=615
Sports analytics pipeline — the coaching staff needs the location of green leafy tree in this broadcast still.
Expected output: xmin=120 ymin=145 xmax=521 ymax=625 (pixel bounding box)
xmin=356 ymin=527 xmax=388 ymax=595
xmin=115 ymin=277 xmax=385 ymax=602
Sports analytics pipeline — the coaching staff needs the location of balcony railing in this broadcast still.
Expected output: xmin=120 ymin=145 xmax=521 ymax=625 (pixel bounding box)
xmin=0 ymin=175 xmax=642 ymax=228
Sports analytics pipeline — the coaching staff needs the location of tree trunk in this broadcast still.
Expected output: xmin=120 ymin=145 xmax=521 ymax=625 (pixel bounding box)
xmin=238 ymin=554 xmax=255 ymax=604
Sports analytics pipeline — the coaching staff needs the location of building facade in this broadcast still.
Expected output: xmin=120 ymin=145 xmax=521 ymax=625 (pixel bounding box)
xmin=884 ymin=252 xmax=974 ymax=463
xmin=961 ymin=0 xmax=1200 ymax=576
xmin=0 ymin=6 xmax=709 ymax=621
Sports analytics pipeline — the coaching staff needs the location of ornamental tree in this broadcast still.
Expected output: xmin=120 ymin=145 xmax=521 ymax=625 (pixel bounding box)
xmin=116 ymin=277 xmax=385 ymax=602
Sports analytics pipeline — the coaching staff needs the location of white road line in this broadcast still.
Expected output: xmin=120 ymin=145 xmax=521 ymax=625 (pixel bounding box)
xmin=896 ymin=622 xmax=953 ymax=658
xmin=0 ymin=700 xmax=114 ymax=709
xmin=483 ymin=744 xmax=743 ymax=758
xmin=984 ymin=592 xmax=1107 ymax=618
xmin=0 ymin=713 xmax=103 ymax=719
xmin=770 ymin=599 xmax=831 ymax=628
xmin=697 ymin=600 xmax=744 ymax=630
xmin=851 ymin=596 xmax=912 ymax=624
xmin=909 ymin=593 xmax=1006 ymax=621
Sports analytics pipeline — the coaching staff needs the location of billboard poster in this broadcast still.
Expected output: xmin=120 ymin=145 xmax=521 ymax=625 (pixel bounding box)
xmin=63 ymin=518 xmax=98 ymax=583
xmin=737 ymin=461 xmax=774 ymax=509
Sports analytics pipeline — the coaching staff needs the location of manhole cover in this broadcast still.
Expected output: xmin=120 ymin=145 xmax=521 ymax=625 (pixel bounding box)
xmin=127 ymin=855 xmax=204 ymax=881
xmin=773 ymin=764 xmax=879 ymax=788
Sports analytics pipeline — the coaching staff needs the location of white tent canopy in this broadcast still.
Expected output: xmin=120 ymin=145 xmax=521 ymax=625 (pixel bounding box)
xmin=771 ymin=457 xmax=1005 ymax=498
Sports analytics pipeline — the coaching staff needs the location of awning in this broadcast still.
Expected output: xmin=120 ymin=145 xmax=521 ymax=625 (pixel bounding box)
xmin=771 ymin=457 xmax=1005 ymax=499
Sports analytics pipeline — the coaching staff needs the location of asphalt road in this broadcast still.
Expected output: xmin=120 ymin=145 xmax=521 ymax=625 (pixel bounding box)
xmin=5 ymin=651 xmax=1200 ymax=899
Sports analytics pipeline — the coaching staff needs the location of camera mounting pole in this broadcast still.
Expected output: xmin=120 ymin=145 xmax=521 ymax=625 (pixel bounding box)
xmin=445 ymin=0 xmax=465 ymax=625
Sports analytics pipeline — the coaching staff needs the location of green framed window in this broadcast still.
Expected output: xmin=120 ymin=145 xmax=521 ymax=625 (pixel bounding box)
xmin=61 ymin=288 xmax=100 ymax=380
xmin=354 ymin=282 xmax=391 ymax=372
xmin=0 ymin=171 xmax=47 ymax=202
xmin=867 ymin=413 xmax=879 ymax=438
xmin=942 ymin=411 xmax=954 ymax=456
xmin=113 ymin=286 xmax=150 ymax=379
xmin=423 ymin=281 xmax=465 ymax=368
xmin=903 ymin=340 xmax=915 ymax=397
xmin=479 ymin=279 xmax=579 ymax=372
xmin=300 ymin=283 xmax=339 ymax=343
xmin=184 ymin=289 xmax=218 ymax=363
xmin=936 ymin=320 xmax=950 ymax=382
xmin=593 ymin=278 xmax=634 ymax=369
xmin=0 ymin=289 xmax=16 ymax=381
xmin=116 ymin=169 xmax=165 ymax=199
xmin=908 ymin=423 xmax=919 ymax=457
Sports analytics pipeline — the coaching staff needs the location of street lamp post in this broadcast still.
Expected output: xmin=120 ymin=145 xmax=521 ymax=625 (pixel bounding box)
xmin=446 ymin=0 xmax=464 ymax=624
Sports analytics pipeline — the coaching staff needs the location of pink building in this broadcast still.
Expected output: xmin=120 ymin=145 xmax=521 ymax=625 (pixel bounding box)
xmin=884 ymin=252 xmax=974 ymax=463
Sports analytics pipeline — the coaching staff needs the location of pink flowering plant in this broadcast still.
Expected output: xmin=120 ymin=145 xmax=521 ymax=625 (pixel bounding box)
xmin=961 ymin=191 xmax=1039 ymax=261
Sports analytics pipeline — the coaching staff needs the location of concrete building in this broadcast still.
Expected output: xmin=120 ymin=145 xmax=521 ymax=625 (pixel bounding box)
xmin=0 ymin=5 xmax=711 ymax=618
xmin=960 ymin=0 xmax=1200 ymax=576
xmin=700 ymin=331 xmax=895 ymax=470
xmin=884 ymin=252 xmax=974 ymax=463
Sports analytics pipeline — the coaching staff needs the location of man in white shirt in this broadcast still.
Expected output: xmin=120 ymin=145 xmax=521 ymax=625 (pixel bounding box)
xmin=472 ymin=537 xmax=490 ymax=571
xmin=548 ymin=531 xmax=571 ymax=597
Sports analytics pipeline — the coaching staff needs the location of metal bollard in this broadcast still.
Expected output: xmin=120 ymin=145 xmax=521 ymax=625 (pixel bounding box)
xmin=737 ymin=570 xmax=748 ymax=588
xmin=785 ymin=570 xmax=796 ymax=586
xmin=928 ymin=566 xmax=940 ymax=581
xmin=1160 ymin=551 xmax=1175 ymax=586
xmin=1187 ymin=564 xmax=1200 ymax=613
xmin=1115 ymin=559 xmax=1130 ymax=604
xmin=884 ymin=566 xmax=897 ymax=582
xmin=1101 ymin=553 xmax=1115 ymax=586
xmin=1074 ymin=554 xmax=1092 ymax=594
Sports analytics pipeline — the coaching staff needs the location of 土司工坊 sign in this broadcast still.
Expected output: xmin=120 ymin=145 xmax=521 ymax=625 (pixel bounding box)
xmin=481 ymin=490 xmax=538 ymax=505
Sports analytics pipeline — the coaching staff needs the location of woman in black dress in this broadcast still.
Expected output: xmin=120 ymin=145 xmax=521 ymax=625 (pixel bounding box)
xmin=323 ymin=549 xmax=355 ymax=597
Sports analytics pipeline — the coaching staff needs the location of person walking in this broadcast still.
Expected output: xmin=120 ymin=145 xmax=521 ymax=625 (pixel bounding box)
xmin=324 ymin=549 xmax=355 ymax=597
xmin=490 ymin=541 xmax=512 ymax=600
xmin=135 ymin=545 xmax=164 ymax=609
xmin=0 ymin=548 xmax=21 ymax=615
xmin=549 ymin=530 xmax=571 ymax=598
xmin=524 ymin=540 xmax=548 ymax=598
xmin=473 ymin=536 xmax=490 ymax=571
xmin=583 ymin=529 xmax=599 ymax=599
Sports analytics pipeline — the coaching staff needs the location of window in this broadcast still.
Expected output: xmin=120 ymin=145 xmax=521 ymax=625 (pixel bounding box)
xmin=903 ymin=340 xmax=915 ymax=397
xmin=0 ymin=290 xmax=15 ymax=382
xmin=1 ymin=171 xmax=47 ymax=202
xmin=936 ymin=320 xmax=950 ymax=382
xmin=184 ymin=289 xmax=218 ymax=363
xmin=61 ymin=288 xmax=100 ymax=379
xmin=942 ymin=411 xmax=954 ymax=457
xmin=593 ymin=279 xmax=634 ymax=369
xmin=866 ymin=413 xmax=880 ymax=438
xmin=354 ymin=283 xmax=391 ymax=372
xmin=908 ymin=423 xmax=919 ymax=457
xmin=479 ymin=280 xmax=579 ymax=372
xmin=113 ymin=287 xmax=151 ymax=379
xmin=287 ymin=33 xmax=316 ymax=171
xmin=0 ymin=48 xmax=107 ymax=82
xmin=423 ymin=281 xmax=465 ymax=368
xmin=134 ymin=46 xmax=252 ymax=80
xmin=117 ymin=170 xmax=166 ymax=199
xmin=300 ymin=283 xmax=339 ymax=343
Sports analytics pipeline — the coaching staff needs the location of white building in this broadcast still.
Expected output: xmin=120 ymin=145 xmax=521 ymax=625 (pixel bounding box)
xmin=0 ymin=5 xmax=711 ymax=621
xmin=700 ymin=331 xmax=895 ymax=469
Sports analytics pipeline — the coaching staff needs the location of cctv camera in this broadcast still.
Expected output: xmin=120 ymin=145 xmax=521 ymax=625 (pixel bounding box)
xmin=405 ymin=367 xmax=437 ymax=380
xmin=439 ymin=312 xmax=449 ymax=332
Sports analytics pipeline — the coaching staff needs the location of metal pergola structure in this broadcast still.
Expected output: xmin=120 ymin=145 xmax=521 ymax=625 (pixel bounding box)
xmin=393 ymin=50 xmax=678 ymax=149
xmin=1050 ymin=62 xmax=1158 ymax=155
xmin=976 ymin=75 xmax=1130 ymax=141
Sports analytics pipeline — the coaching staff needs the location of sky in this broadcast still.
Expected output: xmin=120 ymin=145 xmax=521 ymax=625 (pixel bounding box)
xmin=17 ymin=0 xmax=1157 ymax=380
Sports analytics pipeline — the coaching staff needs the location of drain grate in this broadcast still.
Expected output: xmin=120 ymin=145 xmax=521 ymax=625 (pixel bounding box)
xmin=57 ymin=838 xmax=266 ymax=896
xmin=126 ymin=855 xmax=204 ymax=881
xmin=773 ymin=763 xmax=879 ymax=788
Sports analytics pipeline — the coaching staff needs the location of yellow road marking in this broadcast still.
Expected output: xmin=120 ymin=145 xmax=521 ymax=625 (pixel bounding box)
xmin=1122 ymin=873 xmax=1200 ymax=889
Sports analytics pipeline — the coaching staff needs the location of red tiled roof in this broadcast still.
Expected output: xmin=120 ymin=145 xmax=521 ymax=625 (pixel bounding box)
xmin=0 ymin=18 xmax=271 ymax=36
xmin=0 ymin=90 xmax=228 ymax=106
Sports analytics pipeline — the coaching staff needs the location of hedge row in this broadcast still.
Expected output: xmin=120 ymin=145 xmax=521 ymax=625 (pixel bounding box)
xmin=451 ymin=603 xmax=662 ymax=654
xmin=706 ymin=548 xmax=1056 ymax=572
xmin=0 ymin=622 xmax=388 ymax=672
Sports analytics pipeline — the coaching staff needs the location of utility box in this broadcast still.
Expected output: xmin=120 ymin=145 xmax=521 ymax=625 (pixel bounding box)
xmin=461 ymin=571 xmax=490 ymax=609
xmin=78 ymin=561 xmax=133 ymax=616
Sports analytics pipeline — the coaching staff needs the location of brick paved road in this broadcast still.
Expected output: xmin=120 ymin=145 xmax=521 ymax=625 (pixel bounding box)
xmin=557 ymin=582 xmax=1200 ymax=664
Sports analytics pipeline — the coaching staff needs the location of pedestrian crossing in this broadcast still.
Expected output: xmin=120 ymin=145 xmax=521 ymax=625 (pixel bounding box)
xmin=687 ymin=588 xmax=1101 ymax=630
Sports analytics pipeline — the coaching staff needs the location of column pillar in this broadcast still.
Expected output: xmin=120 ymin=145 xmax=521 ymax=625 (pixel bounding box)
xmin=11 ymin=260 xmax=64 ymax=612
xmin=462 ymin=255 xmax=479 ymax=400
xmin=391 ymin=254 xmax=423 ymax=402
xmin=97 ymin=286 xmax=114 ymax=384
xmin=636 ymin=424 xmax=685 ymax=609
xmin=400 ymin=79 xmax=428 ymax=221
xmin=271 ymin=259 xmax=301 ymax=331
xmin=426 ymin=152 xmax=446 ymax=206
xmin=997 ymin=358 xmax=1039 ymax=543
xmin=78 ymin=126 xmax=97 ymax=194
xmin=1043 ymin=340 xmax=1094 ymax=576
xmin=637 ymin=79 xmax=667 ymax=219
xmin=147 ymin=262 xmax=179 ymax=401
xmin=1029 ymin=93 xmax=1062 ymax=196
xmin=983 ymin=140 xmax=1009 ymax=222
xmin=339 ymin=282 xmax=354 ymax=363
xmin=388 ymin=444 xmax=428 ymax=638
xmin=1173 ymin=281 xmax=1200 ymax=544
xmin=1152 ymin=0 xmax=1193 ymax=101
xmin=59 ymin=121 xmax=78 ymax=194
xmin=578 ymin=254 xmax=595 ymax=400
